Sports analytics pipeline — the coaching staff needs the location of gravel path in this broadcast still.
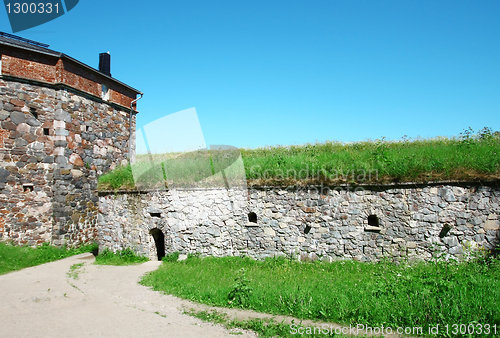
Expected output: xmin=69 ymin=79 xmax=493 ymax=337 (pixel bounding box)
xmin=0 ymin=253 xmax=257 ymax=338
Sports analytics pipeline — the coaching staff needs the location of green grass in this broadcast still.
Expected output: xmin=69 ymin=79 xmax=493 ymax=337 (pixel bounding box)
xmin=242 ymin=127 xmax=500 ymax=185
xmin=67 ymin=262 xmax=84 ymax=279
xmin=140 ymin=255 xmax=500 ymax=337
xmin=0 ymin=241 xmax=97 ymax=275
xmin=98 ymin=164 xmax=136 ymax=190
xmin=187 ymin=309 xmax=342 ymax=338
xmin=94 ymin=248 xmax=149 ymax=266
xmin=98 ymin=128 xmax=500 ymax=190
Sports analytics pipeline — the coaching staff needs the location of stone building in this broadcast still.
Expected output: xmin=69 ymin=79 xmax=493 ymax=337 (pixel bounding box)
xmin=0 ymin=32 xmax=142 ymax=246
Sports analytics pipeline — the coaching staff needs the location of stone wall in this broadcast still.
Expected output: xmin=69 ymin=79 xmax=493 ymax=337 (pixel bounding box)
xmin=0 ymin=79 xmax=135 ymax=246
xmin=98 ymin=184 xmax=500 ymax=261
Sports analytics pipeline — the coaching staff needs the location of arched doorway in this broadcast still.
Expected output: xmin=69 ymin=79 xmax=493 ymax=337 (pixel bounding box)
xmin=149 ymin=228 xmax=165 ymax=260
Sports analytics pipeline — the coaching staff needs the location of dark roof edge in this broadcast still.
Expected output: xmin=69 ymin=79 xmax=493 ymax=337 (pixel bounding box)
xmin=60 ymin=53 xmax=142 ymax=95
xmin=0 ymin=37 xmax=59 ymax=57
xmin=0 ymin=38 xmax=142 ymax=96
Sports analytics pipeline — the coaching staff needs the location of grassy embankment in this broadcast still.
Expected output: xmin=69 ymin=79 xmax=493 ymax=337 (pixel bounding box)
xmin=0 ymin=242 xmax=97 ymax=275
xmin=142 ymin=254 xmax=500 ymax=337
xmin=98 ymin=128 xmax=500 ymax=190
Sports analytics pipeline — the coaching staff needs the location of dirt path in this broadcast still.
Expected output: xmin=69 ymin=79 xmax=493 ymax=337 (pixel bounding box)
xmin=0 ymin=253 xmax=257 ymax=338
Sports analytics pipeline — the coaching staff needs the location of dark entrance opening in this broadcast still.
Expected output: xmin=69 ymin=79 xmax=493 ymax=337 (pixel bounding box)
xmin=149 ymin=228 xmax=165 ymax=261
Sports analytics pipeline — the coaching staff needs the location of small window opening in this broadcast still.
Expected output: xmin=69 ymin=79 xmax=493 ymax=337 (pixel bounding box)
xmin=248 ymin=212 xmax=257 ymax=223
xmin=30 ymin=108 xmax=38 ymax=119
xmin=23 ymin=184 xmax=34 ymax=192
xmin=368 ymin=215 xmax=379 ymax=227
xmin=43 ymin=128 xmax=50 ymax=136
xmin=304 ymin=225 xmax=311 ymax=234
xmin=150 ymin=212 xmax=161 ymax=218
xmin=439 ymin=223 xmax=452 ymax=238
xmin=101 ymin=84 xmax=110 ymax=101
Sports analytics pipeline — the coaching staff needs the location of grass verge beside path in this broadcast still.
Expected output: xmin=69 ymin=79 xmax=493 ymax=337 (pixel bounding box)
xmin=94 ymin=248 xmax=149 ymax=266
xmin=141 ymin=255 xmax=500 ymax=337
xmin=0 ymin=241 xmax=97 ymax=275
xmin=0 ymin=241 xmax=149 ymax=274
xmin=186 ymin=309 xmax=342 ymax=338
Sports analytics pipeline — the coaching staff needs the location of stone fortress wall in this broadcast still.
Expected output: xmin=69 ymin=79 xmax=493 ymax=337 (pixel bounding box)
xmin=0 ymin=79 xmax=134 ymax=245
xmin=98 ymin=183 xmax=500 ymax=261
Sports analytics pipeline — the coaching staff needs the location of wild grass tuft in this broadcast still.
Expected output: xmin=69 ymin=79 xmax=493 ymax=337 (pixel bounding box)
xmin=162 ymin=251 xmax=180 ymax=262
xmin=67 ymin=262 xmax=84 ymax=279
xmin=98 ymin=164 xmax=136 ymax=191
xmin=94 ymin=248 xmax=148 ymax=266
xmin=0 ymin=241 xmax=97 ymax=275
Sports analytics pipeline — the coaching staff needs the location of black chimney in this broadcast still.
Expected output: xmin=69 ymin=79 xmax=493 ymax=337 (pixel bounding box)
xmin=99 ymin=52 xmax=111 ymax=77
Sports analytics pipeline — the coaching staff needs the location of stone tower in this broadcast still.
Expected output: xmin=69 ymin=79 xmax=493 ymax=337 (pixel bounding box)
xmin=0 ymin=32 xmax=142 ymax=246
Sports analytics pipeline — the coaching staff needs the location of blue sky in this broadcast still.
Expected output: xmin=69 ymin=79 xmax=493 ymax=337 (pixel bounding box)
xmin=1 ymin=1 xmax=499 ymax=149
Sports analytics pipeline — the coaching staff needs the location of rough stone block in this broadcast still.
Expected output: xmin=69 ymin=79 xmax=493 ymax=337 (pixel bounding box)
xmin=55 ymin=109 xmax=71 ymax=122
xmin=10 ymin=98 xmax=25 ymax=107
xmin=442 ymin=236 xmax=459 ymax=247
xmin=2 ymin=121 xmax=17 ymax=130
xmin=10 ymin=111 xmax=26 ymax=125
xmin=0 ymin=110 xmax=9 ymax=120
xmin=14 ymin=138 xmax=27 ymax=147
xmin=422 ymin=214 xmax=438 ymax=222
xmin=26 ymin=117 xmax=41 ymax=126
xmin=3 ymin=103 xmax=14 ymax=111
xmin=302 ymin=206 xmax=316 ymax=213
xmin=263 ymin=227 xmax=276 ymax=236
xmin=71 ymin=169 xmax=84 ymax=178
xmin=484 ymin=220 xmax=499 ymax=230
xmin=406 ymin=241 xmax=417 ymax=248
xmin=55 ymin=129 xmax=69 ymax=136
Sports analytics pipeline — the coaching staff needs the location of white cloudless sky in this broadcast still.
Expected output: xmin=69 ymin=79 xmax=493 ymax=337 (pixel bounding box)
xmin=1 ymin=0 xmax=499 ymax=148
